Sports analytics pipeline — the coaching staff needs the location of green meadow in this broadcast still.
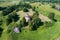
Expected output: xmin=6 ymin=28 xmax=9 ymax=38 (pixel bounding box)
xmin=0 ymin=1 xmax=60 ymax=40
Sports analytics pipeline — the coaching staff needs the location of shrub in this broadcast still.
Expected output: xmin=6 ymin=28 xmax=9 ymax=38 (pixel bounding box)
xmin=12 ymin=12 xmax=20 ymax=22
xmin=32 ymin=7 xmax=36 ymax=11
xmin=19 ymin=17 xmax=28 ymax=27
xmin=52 ymin=5 xmax=55 ymax=8
xmin=2 ymin=5 xmax=19 ymax=16
xmin=18 ymin=2 xmax=32 ymax=9
xmin=29 ymin=17 xmax=41 ymax=30
xmin=29 ymin=13 xmax=42 ymax=30
xmin=0 ymin=7 xmax=6 ymax=11
xmin=6 ymin=12 xmax=19 ymax=25
xmin=23 ymin=8 xmax=29 ymax=12
xmin=44 ymin=21 xmax=54 ymax=27
xmin=6 ymin=15 xmax=12 ymax=25
xmin=48 ymin=13 xmax=55 ymax=20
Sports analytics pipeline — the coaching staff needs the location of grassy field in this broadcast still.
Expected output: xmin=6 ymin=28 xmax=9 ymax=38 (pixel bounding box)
xmin=0 ymin=2 xmax=60 ymax=40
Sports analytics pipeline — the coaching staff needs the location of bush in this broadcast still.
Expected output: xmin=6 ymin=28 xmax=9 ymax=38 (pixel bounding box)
xmin=29 ymin=17 xmax=41 ymax=30
xmin=12 ymin=12 xmax=20 ymax=22
xmin=29 ymin=13 xmax=42 ymax=30
xmin=18 ymin=2 xmax=32 ymax=9
xmin=0 ymin=7 xmax=6 ymax=11
xmin=6 ymin=15 xmax=12 ymax=25
xmin=19 ymin=17 xmax=28 ymax=27
xmin=32 ymin=7 xmax=36 ymax=11
xmin=23 ymin=8 xmax=29 ymax=12
xmin=48 ymin=13 xmax=55 ymax=20
xmin=6 ymin=12 xmax=19 ymax=25
xmin=23 ymin=3 xmax=32 ymax=9
xmin=52 ymin=5 xmax=55 ymax=8
xmin=44 ymin=21 xmax=54 ymax=27
xmin=2 ymin=5 xmax=19 ymax=16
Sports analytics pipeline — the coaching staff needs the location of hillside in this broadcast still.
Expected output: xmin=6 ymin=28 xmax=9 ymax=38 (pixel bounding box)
xmin=0 ymin=1 xmax=60 ymax=40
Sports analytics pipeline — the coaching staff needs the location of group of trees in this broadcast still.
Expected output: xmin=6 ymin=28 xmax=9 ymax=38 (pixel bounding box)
xmin=0 ymin=20 xmax=3 ymax=25
xmin=2 ymin=5 xmax=20 ymax=16
xmin=19 ymin=13 xmax=42 ymax=31
xmin=29 ymin=13 xmax=42 ymax=30
xmin=22 ymin=0 xmax=60 ymax=3
xmin=2 ymin=2 xmax=32 ymax=16
xmin=19 ymin=2 xmax=32 ymax=9
xmin=48 ymin=12 xmax=57 ymax=22
xmin=23 ymin=8 xmax=29 ymax=12
xmin=6 ymin=12 xmax=19 ymax=25
xmin=0 ymin=7 xmax=6 ymax=11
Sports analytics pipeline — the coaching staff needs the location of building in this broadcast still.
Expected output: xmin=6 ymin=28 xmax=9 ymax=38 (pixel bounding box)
xmin=55 ymin=5 xmax=60 ymax=10
xmin=14 ymin=27 xmax=20 ymax=33
xmin=25 ymin=13 xmax=30 ymax=22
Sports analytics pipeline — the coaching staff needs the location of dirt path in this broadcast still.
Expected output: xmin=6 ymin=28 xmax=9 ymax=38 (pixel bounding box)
xmin=39 ymin=14 xmax=51 ymax=22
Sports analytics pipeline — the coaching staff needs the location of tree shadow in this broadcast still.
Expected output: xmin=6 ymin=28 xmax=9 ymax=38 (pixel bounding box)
xmin=13 ymin=15 xmax=20 ymax=22
xmin=0 ymin=7 xmax=6 ymax=11
xmin=0 ymin=28 xmax=3 ymax=37
xmin=0 ymin=21 xmax=3 ymax=25
xmin=31 ymin=22 xmax=44 ymax=31
xmin=53 ymin=19 xmax=57 ymax=22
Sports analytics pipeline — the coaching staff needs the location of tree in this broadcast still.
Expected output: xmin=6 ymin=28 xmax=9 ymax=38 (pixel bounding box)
xmin=23 ymin=3 xmax=32 ymax=9
xmin=52 ymin=5 xmax=55 ymax=8
xmin=29 ymin=13 xmax=41 ymax=30
xmin=32 ymin=7 xmax=36 ymax=11
xmin=6 ymin=15 xmax=12 ymax=25
xmin=6 ymin=12 xmax=19 ymax=25
xmin=44 ymin=21 xmax=54 ymax=27
xmin=19 ymin=17 xmax=28 ymax=27
xmin=12 ymin=12 xmax=19 ymax=22
xmin=0 ymin=7 xmax=6 ymax=11
xmin=2 ymin=5 xmax=19 ymax=16
xmin=23 ymin=8 xmax=29 ymax=12
xmin=48 ymin=13 xmax=55 ymax=20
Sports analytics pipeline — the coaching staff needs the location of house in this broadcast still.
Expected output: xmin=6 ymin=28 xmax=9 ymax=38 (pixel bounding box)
xmin=25 ymin=13 xmax=30 ymax=22
xmin=55 ymin=5 xmax=60 ymax=10
xmin=14 ymin=27 xmax=20 ymax=33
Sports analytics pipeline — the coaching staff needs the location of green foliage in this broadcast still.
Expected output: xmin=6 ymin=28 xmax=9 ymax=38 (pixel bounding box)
xmin=6 ymin=12 xmax=19 ymax=25
xmin=32 ymin=13 xmax=39 ymax=18
xmin=0 ymin=19 xmax=3 ymax=25
xmin=23 ymin=8 xmax=29 ymax=12
xmin=48 ymin=13 xmax=55 ymax=20
xmin=2 ymin=5 xmax=19 ymax=16
xmin=0 ymin=28 xmax=3 ymax=37
xmin=18 ymin=2 xmax=32 ymax=8
xmin=0 ymin=7 xmax=6 ymax=11
xmin=52 ymin=5 xmax=55 ymax=8
xmin=23 ymin=3 xmax=32 ymax=9
xmin=29 ymin=13 xmax=41 ymax=30
xmin=19 ymin=17 xmax=28 ymax=27
xmin=44 ymin=21 xmax=54 ymax=27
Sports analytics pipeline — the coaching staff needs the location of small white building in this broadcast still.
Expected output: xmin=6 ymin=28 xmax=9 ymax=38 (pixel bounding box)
xmin=55 ymin=5 xmax=60 ymax=10
xmin=25 ymin=13 xmax=30 ymax=22
xmin=14 ymin=27 xmax=20 ymax=33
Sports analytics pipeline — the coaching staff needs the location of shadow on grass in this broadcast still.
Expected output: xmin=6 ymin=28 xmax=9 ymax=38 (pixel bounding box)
xmin=0 ymin=28 xmax=3 ymax=37
xmin=31 ymin=22 xmax=44 ymax=31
